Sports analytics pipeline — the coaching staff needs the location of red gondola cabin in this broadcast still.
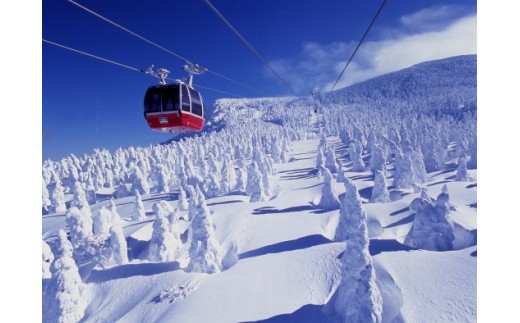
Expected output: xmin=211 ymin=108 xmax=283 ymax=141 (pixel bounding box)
xmin=144 ymin=81 xmax=205 ymax=133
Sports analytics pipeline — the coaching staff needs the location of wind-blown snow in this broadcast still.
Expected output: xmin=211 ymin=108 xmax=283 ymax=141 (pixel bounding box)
xmin=42 ymin=55 xmax=477 ymax=322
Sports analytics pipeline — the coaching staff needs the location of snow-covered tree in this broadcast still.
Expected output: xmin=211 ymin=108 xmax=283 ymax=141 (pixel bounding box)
xmin=221 ymin=154 xmax=237 ymax=194
xmin=85 ymin=176 xmax=97 ymax=205
xmin=340 ymin=129 xmax=352 ymax=145
xmin=184 ymin=171 xmax=203 ymax=192
xmin=235 ymin=145 xmax=245 ymax=165
xmin=316 ymin=147 xmax=325 ymax=170
xmin=371 ymin=170 xmax=390 ymax=203
xmin=258 ymin=160 xmax=272 ymax=196
xmin=66 ymin=207 xmax=93 ymax=251
xmin=353 ymin=126 xmax=368 ymax=149
xmin=246 ymin=162 xmax=267 ymax=202
xmin=280 ymin=143 xmax=288 ymax=163
xmin=167 ymin=207 xmax=181 ymax=235
xmin=325 ymin=146 xmax=339 ymax=173
xmin=335 ymin=178 xmax=363 ymax=241
xmin=183 ymin=155 xmax=196 ymax=178
xmin=87 ymin=206 xmax=118 ymax=268
xmin=406 ymin=191 xmax=455 ymax=251
xmin=42 ymin=165 xmax=53 ymax=188
xmin=318 ymin=168 xmax=341 ymax=210
xmin=44 ymin=230 xmax=86 ymax=323
xmin=152 ymin=200 xmax=175 ymax=221
xmin=50 ymin=168 xmax=61 ymax=188
xmin=336 ymin=159 xmax=347 ymax=183
xmin=155 ymin=164 xmax=170 ymax=193
xmin=410 ymin=149 xmax=428 ymax=185
xmin=177 ymin=186 xmax=189 ymax=211
xmin=148 ymin=214 xmax=177 ymax=262
xmin=59 ymin=159 xmax=72 ymax=189
xmin=42 ymin=181 xmax=51 ymax=213
xmin=235 ymin=165 xmax=247 ymax=193
xmin=266 ymin=153 xmax=276 ymax=175
xmin=186 ymin=185 xmax=199 ymax=222
xmin=49 ymin=180 xmax=67 ymax=213
xmin=455 ymin=155 xmax=469 ymax=181
xmin=208 ymin=154 xmax=222 ymax=181
xmin=369 ymin=144 xmax=386 ymax=176
xmin=350 ymin=141 xmax=366 ymax=172
xmin=318 ymin=135 xmax=328 ymax=153
xmin=93 ymin=207 xmax=113 ymax=240
xmin=148 ymin=201 xmax=180 ymax=262
xmin=92 ymin=169 xmax=105 ymax=191
xmin=71 ymin=182 xmax=87 ymax=209
xmin=132 ymin=191 xmax=146 ymax=221
xmin=424 ymin=150 xmax=441 ymax=173
xmin=334 ymin=184 xmax=382 ymax=323
xmin=130 ymin=166 xmax=150 ymax=196
xmin=103 ymin=168 xmax=114 ymax=188
xmin=205 ymin=173 xmax=222 ymax=198
xmin=393 ymin=150 xmax=415 ymax=189
xmin=433 ymin=142 xmax=446 ymax=170
xmin=114 ymin=178 xmax=130 ymax=198
xmin=109 ymin=197 xmax=122 ymax=224
xmin=271 ymin=136 xmax=282 ymax=163
xmin=187 ymin=192 xmax=222 ymax=273
xmin=467 ymin=140 xmax=477 ymax=169
xmin=198 ymin=157 xmax=209 ymax=178
xmin=70 ymin=181 xmax=93 ymax=221
xmin=106 ymin=224 xmax=128 ymax=267
xmin=42 ymin=240 xmax=54 ymax=279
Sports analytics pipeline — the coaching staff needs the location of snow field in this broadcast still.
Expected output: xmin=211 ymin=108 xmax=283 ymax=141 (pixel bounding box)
xmin=42 ymin=55 xmax=477 ymax=322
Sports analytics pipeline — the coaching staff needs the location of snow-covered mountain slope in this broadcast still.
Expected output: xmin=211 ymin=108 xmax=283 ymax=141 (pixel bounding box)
xmin=42 ymin=55 xmax=477 ymax=322
xmin=327 ymin=54 xmax=476 ymax=109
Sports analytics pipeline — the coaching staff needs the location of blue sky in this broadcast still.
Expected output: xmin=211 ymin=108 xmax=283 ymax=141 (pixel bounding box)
xmin=42 ymin=0 xmax=476 ymax=161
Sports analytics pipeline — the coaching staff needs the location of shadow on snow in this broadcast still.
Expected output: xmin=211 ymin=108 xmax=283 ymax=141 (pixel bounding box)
xmin=294 ymin=183 xmax=323 ymax=191
xmin=280 ymin=167 xmax=319 ymax=181
xmin=369 ymin=239 xmax=417 ymax=256
xmin=427 ymin=180 xmax=453 ymax=187
xmin=383 ymin=214 xmax=415 ymax=229
xmin=207 ymin=200 xmax=245 ymax=207
xmin=358 ymin=186 xmax=373 ymax=200
xmin=389 ymin=206 xmax=410 ymax=216
xmin=126 ymin=236 xmax=151 ymax=261
xmin=142 ymin=193 xmax=178 ymax=203
xmin=252 ymin=205 xmax=315 ymax=215
xmin=253 ymin=204 xmax=331 ymax=215
xmin=244 ymin=304 xmax=336 ymax=323
xmin=87 ymin=260 xmax=181 ymax=284
xmin=239 ymin=235 xmax=332 ymax=260
xmin=348 ymin=174 xmax=373 ymax=181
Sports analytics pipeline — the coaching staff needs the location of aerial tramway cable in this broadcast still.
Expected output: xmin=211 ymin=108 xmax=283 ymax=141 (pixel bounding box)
xmin=194 ymin=84 xmax=241 ymax=97
xmin=67 ymin=0 xmax=263 ymax=95
xmin=328 ymin=0 xmax=388 ymax=94
xmin=43 ymin=39 xmax=145 ymax=74
xmin=203 ymin=0 xmax=298 ymax=96
xmin=67 ymin=0 xmax=189 ymax=63
xmin=42 ymin=39 xmax=242 ymax=98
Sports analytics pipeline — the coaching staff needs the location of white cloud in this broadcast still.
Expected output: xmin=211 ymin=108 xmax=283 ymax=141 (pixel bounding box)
xmin=269 ymin=11 xmax=477 ymax=95
xmin=399 ymin=5 xmax=468 ymax=32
